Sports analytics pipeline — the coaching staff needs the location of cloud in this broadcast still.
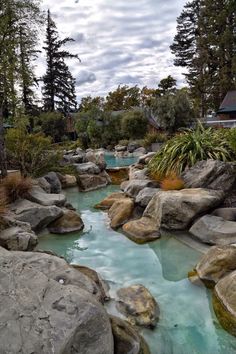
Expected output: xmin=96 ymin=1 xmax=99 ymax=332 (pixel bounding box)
xmin=38 ymin=0 xmax=187 ymax=101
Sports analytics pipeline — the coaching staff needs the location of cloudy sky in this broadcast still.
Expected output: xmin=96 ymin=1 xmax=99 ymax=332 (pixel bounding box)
xmin=38 ymin=0 xmax=187 ymax=101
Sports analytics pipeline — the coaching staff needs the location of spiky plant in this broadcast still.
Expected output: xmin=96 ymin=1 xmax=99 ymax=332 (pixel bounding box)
xmin=148 ymin=123 xmax=234 ymax=178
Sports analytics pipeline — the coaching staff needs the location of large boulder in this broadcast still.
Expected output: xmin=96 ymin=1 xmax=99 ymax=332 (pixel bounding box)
xmin=132 ymin=147 xmax=146 ymax=157
xmin=124 ymin=179 xmax=157 ymax=198
xmin=78 ymin=172 xmax=110 ymax=192
xmin=85 ymin=149 xmax=106 ymax=170
xmin=75 ymin=161 xmax=100 ymax=175
xmin=15 ymin=251 xmax=107 ymax=303
xmin=11 ymin=199 xmax=63 ymax=231
xmin=212 ymin=207 xmax=236 ymax=221
xmin=95 ymin=192 xmax=127 ymax=210
xmin=135 ymin=187 xmax=159 ymax=207
xmin=190 ymin=215 xmax=236 ymax=245
xmin=181 ymin=159 xmax=236 ymax=193
xmin=195 ymin=245 xmax=236 ymax=286
xmin=116 ymin=284 xmax=159 ymax=328
xmin=213 ymin=270 xmax=236 ymax=336
xmin=0 ymin=248 xmax=114 ymax=354
xmin=115 ymin=145 xmax=127 ymax=152
xmin=123 ymin=217 xmax=160 ymax=244
xmin=44 ymin=171 xmax=62 ymax=193
xmin=110 ymin=316 xmax=150 ymax=354
xmin=138 ymin=152 xmax=156 ymax=165
xmin=26 ymin=186 xmax=66 ymax=207
xmin=123 ymin=188 xmax=224 ymax=242
xmin=37 ymin=177 xmax=51 ymax=193
xmin=0 ymin=226 xmax=37 ymax=251
xmin=48 ymin=210 xmax=84 ymax=234
xmin=129 ymin=165 xmax=149 ymax=180
xmin=108 ymin=198 xmax=134 ymax=229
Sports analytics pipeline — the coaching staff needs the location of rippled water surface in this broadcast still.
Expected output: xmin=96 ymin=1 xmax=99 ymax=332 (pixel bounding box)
xmin=38 ymin=186 xmax=236 ymax=354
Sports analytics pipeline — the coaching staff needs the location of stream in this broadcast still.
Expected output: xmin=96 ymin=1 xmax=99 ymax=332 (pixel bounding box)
xmin=38 ymin=162 xmax=236 ymax=354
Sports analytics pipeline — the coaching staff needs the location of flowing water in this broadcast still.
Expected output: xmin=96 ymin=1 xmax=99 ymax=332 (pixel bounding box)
xmin=38 ymin=185 xmax=236 ymax=354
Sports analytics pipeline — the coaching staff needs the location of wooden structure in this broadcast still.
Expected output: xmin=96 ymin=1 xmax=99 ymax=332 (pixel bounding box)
xmin=217 ymin=91 xmax=236 ymax=120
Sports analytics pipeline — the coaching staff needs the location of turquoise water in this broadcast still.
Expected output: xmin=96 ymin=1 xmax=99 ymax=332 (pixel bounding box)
xmin=105 ymin=153 xmax=137 ymax=167
xmin=38 ymin=186 xmax=236 ymax=354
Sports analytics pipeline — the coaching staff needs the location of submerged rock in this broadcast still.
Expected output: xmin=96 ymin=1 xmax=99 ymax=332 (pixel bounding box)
xmin=108 ymin=198 xmax=134 ymax=229
xmin=116 ymin=284 xmax=159 ymax=328
xmin=123 ymin=217 xmax=160 ymax=244
xmin=190 ymin=215 xmax=236 ymax=245
xmin=0 ymin=247 xmax=114 ymax=354
xmin=11 ymin=199 xmax=63 ymax=231
xmin=106 ymin=167 xmax=129 ymax=185
xmin=213 ymin=270 xmax=236 ymax=337
xmin=111 ymin=316 xmax=150 ymax=354
xmin=181 ymin=159 xmax=236 ymax=193
xmin=48 ymin=210 xmax=84 ymax=234
xmin=195 ymin=245 xmax=236 ymax=286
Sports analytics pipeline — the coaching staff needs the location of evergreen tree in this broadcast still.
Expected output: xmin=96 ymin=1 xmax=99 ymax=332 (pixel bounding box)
xmin=158 ymin=75 xmax=177 ymax=95
xmin=42 ymin=10 xmax=79 ymax=113
xmin=170 ymin=0 xmax=236 ymax=116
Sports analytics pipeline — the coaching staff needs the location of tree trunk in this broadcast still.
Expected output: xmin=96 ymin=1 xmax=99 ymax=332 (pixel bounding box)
xmin=0 ymin=102 xmax=7 ymax=178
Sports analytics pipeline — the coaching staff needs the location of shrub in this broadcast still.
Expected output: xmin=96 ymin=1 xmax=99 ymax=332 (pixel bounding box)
xmin=143 ymin=132 xmax=168 ymax=148
xmin=6 ymin=129 xmax=62 ymax=177
xmin=2 ymin=175 xmax=32 ymax=202
xmin=118 ymin=139 xmax=129 ymax=146
xmin=148 ymin=123 xmax=234 ymax=178
xmin=160 ymin=174 xmax=185 ymax=191
xmin=39 ymin=112 xmax=67 ymax=143
xmin=121 ymin=110 xmax=147 ymax=139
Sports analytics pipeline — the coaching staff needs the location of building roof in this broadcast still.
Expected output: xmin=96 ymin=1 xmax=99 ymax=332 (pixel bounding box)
xmin=217 ymin=91 xmax=236 ymax=114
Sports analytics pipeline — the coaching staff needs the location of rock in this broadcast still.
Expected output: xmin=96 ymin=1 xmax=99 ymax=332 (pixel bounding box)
xmin=129 ymin=165 xmax=149 ymax=180
xmin=195 ymin=245 xmax=236 ymax=286
xmin=120 ymin=180 xmax=130 ymax=191
xmin=115 ymin=145 xmax=127 ymax=152
xmin=106 ymin=167 xmax=129 ymax=185
xmin=75 ymin=161 xmax=101 ymax=175
xmin=212 ymin=208 xmax=236 ymax=221
xmin=0 ymin=248 xmax=114 ymax=354
xmin=15 ymin=251 xmax=106 ymax=303
xmin=127 ymin=142 xmax=141 ymax=153
xmin=190 ymin=215 xmax=236 ymax=245
xmin=0 ymin=226 xmax=37 ymax=251
xmin=95 ymin=192 xmax=127 ymax=210
xmin=132 ymin=147 xmax=146 ymax=157
xmin=144 ymin=188 xmax=224 ymax=231
xmin=123 ymin=188 xmax=224 ymax=242
xmin=64 ymin=152 xmax=85 ymax=164
xmin=37 ymin=177 xmax=51 ymax=193
xmin=78 ymin=173 xmax=110 ymax=192
xmin=138 ymin=152 xmax=156 ymax=165
xmin=85 ymin=150 xmax=107 ymax=170
xmin=26 ymin=186 xmax=66 ymax=206
xmin=110 ymin=316 xmax=150 ymax=354
xmin=48 ymin=210 xmax=84 ymax=234
xmin=44 ymin=171 xmax=62 ymax=193
xmin=116 ymin=284 xmax=159 ymax=328
xmin=124 ymin=180 xmax=158 ymax=198
xmin=11 ymin=199 xmax=63 ymax=231
xmin=123 ymin=217 xmax=160 ymax=244
xmin=108 ymin=198 xmax=134 ymax=229
xmin=181 ymin=159 xmax=236 ymax=193
xmin=63 ymin=174 xmax=77 ymax=188
xmin=135 ymin=187 xmax=159 ymax=207
xmin=213 ymin=270 xmax=236 ymax=336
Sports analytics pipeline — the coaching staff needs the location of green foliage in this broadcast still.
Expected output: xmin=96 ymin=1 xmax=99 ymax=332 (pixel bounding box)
xmin=104 ymin=85 xmax=141 ymax=111
xmin=148 ymin=123 xmax=234 ymax=178
xmin=39 ymin=112 xmax=66 ymax=143
xmin=5 ymin=128 xmax=62 ymax=177
xmin=143 ymin=132 xmax=168 ymax=148
xmin=121 ymin=110 xmax=147 ymax=139
xmin=158 ymin=75 xmax=177 ymax=95
xmin=151 ymin=90 xmax=194 ymax=133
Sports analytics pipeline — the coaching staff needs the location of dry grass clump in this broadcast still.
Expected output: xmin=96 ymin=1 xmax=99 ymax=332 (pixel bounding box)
xmin=160 ymin=173 xmax=185 ymax=191
xmin=1 ymin=175 xmax=33 ymax=202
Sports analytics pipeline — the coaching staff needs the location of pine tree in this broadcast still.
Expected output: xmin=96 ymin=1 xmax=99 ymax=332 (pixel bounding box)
xmin=170 ymin=0 xmax=236 ymax=116
xmin=42 ymin=10 xmax=79 ymax=113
